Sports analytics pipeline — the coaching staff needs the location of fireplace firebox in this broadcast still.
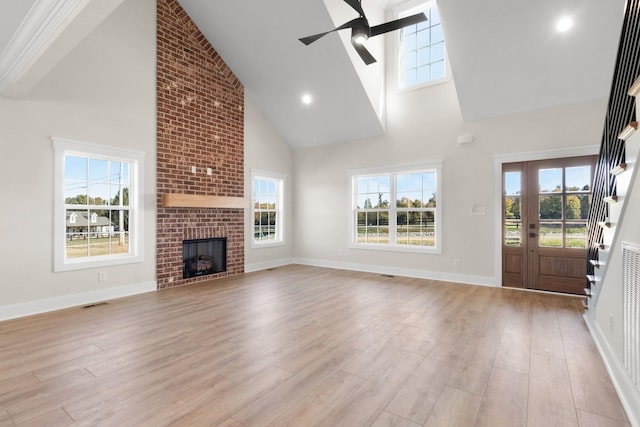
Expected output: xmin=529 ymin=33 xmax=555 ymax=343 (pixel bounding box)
xmin=182 ymin=237 xmax=227 ymax=279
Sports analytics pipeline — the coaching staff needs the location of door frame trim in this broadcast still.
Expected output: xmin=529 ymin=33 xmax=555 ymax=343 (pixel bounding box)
xmin=493 ymin=145 xmax=599 ymax=288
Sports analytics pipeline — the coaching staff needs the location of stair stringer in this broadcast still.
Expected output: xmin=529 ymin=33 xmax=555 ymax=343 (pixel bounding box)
xmin=588 ymin=127 xmax=640 ymax=311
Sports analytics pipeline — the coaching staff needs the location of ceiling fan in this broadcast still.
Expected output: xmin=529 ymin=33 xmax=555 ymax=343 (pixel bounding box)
xmin=299 ymin=0 xmax=427 ymax=65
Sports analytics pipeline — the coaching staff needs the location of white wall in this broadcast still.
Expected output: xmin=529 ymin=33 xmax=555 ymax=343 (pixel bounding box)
xmin=244 ymin=91 xmax=295 ymax=271
xmin=292 ymin=73 xmax=608 ymax=284
xmin=0 ymin=0 xmax=156 ymax=320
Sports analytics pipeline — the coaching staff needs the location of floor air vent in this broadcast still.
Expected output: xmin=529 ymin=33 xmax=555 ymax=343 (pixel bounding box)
xmin=623 ymin=241 xmax=640 ymax=392
xmin=82 ymin=302 xmax=108 ymax=309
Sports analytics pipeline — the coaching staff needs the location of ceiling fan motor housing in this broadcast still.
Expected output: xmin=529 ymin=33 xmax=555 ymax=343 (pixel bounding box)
xmin=351 ymin=18 xmax=370 ymax=44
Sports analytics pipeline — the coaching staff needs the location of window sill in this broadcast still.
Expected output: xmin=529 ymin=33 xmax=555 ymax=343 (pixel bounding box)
xmin=399 ymin=76 xmax=451 ymax=93
xmin=349 ymin=242 xmax=441 ymax=255
xmin=251 ymin=241 xmax=285 ymax=249
xmin=54 ymin=254 xmax=144 ymax=272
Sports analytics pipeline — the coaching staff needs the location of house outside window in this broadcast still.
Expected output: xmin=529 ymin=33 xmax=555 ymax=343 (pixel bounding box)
xmin=398 ymin=1 xmax=447 ymax=89
xmin=53 ymin=138 xmax=145 ymax=271
xmin=251 ymin=170 xmax=285 ymax=247
xmin=350 ymin=163 xmax=442 ymax=253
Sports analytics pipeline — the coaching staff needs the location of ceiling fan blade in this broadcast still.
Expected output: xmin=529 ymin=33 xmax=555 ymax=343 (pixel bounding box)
xmin=370 ymin=12 xmax=427 ymax=37
xmin=343 ymin=0 xmax=366 ymax=17
xmin=351 ymin=40 xmax=376 ymax=65
xmin=299 ymin=31 xmax=334 ymax=45
xmin=299 ymin=18 xmax=361 ymax=45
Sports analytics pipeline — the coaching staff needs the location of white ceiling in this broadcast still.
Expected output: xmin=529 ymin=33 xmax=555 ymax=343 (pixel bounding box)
xmin=438 ymin=0 xmax=625 ymax=120
xmin=0 ymin=0 xmax=626 ymax=148
xmin=176 ymin=0 xmax=625 ymax=147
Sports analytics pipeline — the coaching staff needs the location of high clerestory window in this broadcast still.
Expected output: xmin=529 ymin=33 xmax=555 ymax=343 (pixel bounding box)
xmin=398 ymin=1 xmax=447 ymax=89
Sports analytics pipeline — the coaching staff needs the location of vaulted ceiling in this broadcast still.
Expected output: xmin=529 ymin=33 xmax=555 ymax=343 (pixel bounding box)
xmin=0 ymin=0 xmax=626 ymax=148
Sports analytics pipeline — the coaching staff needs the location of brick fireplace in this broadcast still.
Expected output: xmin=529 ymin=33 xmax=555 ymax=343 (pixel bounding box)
xmin=156 ymin=0 xmax=245 ymax=288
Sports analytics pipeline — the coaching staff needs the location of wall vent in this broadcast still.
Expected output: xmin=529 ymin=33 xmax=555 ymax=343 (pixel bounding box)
xmin=623 ymin=241 xmax=640 ymax=391
xmin=82 ymin=302 xmax=108 ymax=309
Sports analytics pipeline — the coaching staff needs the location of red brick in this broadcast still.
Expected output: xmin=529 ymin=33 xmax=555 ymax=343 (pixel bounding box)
xmin=157 ymin=0 xmax=245 ymax=289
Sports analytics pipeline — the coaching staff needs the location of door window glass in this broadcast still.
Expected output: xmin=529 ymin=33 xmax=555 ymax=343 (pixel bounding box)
xmin=537 ymin=166 xmax=591 ymax=249
xmin=504 ymin=171 xmax=522 ymax=246
xmin=539 ymin=223 xmax=564 ymax=247
xmin=565 ymin=166 xmax=591 ymax=192
xmin=539 ymin=168 xmax=562 ymax=193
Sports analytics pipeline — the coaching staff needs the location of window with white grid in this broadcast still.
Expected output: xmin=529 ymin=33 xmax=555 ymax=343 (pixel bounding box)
xmin=350 ymin=163 xmax=441 ymax=253
xmin=251 ymin=170 xmax=285 ymax=247
xmin=399 ymin=2 xmax=447 ymax=88
xmin=53 ymin=138 xmax=145 ymax=272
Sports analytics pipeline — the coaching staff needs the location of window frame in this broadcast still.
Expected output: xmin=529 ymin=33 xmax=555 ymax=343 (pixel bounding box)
xmin=349 ymin=163 xmax=442 ymax=254
xmin=53 ymin=138 xmax=145 ymax=272
xmin=251 ymin=169 xmax=286 ymax=248
xmin=395 ymin=0 xmax=450 ymax=91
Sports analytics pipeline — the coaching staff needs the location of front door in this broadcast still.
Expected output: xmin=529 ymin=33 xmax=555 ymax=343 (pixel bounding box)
xmin=502 ymin=156 xmax=597 ymax=294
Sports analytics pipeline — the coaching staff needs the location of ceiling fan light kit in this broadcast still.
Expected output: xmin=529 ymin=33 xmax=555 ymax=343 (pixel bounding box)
xmin=299 ymin=0 xmax=427 ymax=65
xmin=351 ymin=21 xmax=369 ymax=45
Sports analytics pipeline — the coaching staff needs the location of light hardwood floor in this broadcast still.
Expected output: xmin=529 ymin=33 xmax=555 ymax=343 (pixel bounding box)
xmin=0 ymin=265 xmax=631 ymax=426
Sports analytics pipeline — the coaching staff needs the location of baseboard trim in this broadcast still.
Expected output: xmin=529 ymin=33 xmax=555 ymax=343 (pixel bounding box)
xmin=0 ymin=281 xmax=157 ymax=322
xmin=584 ymin=315 xmax=640 ymax=427
xmin=245 ymin=258 xmax=295 ymax=273
xmin=292 ymin=258 xmax=496 ymax=287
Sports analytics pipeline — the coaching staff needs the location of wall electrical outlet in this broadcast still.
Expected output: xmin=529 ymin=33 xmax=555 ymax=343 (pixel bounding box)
xmin=453 ymin=258 xmax=461 ymax=268
xmin=98 ymin=271 xmax=107 ymax=282
xmin=207 ymin=167 xmax=212 ymax=175
xmin=191 ymin=165 xmax=196 ymax=173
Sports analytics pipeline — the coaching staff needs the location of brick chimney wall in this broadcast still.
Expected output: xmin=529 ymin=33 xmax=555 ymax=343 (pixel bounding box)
xmin=156 ymin=0 xmax=245 ymax=288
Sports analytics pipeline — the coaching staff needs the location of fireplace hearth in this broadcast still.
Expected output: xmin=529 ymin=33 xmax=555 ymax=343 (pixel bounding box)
xmin=183 ymin=237 xmax=227 ymax=279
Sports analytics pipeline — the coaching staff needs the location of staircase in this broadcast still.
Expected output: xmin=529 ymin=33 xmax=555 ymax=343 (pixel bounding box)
xmin=581 ymin=2 xmax=640 ymax=424
xmin=583 ymin=74 xmax=640 ymax=427
xmin=585 ymin=80 xmax=640 ymax=310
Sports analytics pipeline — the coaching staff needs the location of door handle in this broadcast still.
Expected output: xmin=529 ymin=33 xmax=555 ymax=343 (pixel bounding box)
xmin=529 ymin=232 xmax=537 ymax=238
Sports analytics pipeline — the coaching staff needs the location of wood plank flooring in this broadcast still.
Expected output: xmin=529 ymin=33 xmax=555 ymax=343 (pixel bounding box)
xmin=0 ymin=265 xmax=630 ymax=426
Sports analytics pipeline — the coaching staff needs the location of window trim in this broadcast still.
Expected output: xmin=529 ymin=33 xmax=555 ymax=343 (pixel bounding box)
xmin=348 ymin=162 xmax=442 ymax=254
xmin=53 ymin=137 xmax=145 ymax=272
xmin=251 ymin=169 xmax=286 ymax=248
xmin=394 ymin=0 xmax=451 ymax=91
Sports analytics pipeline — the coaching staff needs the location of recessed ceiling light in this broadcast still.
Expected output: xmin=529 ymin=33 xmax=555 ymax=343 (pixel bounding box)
xmin=556 ymin=17 xmax=573 ymax=32
xmin=301 ymin=93 xmax=312 ymax=105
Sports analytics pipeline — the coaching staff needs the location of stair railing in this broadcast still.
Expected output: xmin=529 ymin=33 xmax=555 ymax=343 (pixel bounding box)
xmin=585 ymin=0 xmax=640 ymax=308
